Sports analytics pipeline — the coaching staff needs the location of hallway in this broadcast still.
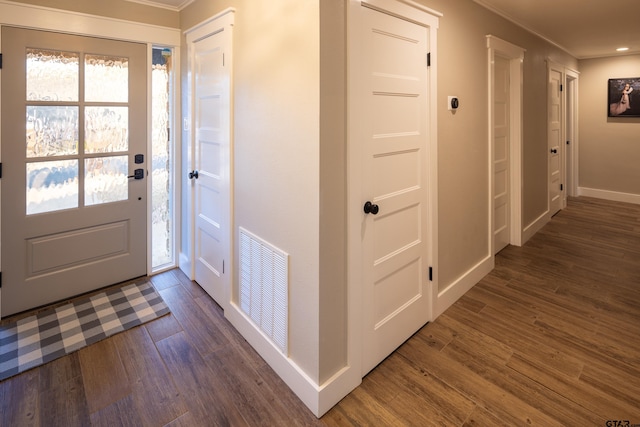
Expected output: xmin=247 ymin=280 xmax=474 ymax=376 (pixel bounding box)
xmin=1 ymin=197 xmax=639 ymax=425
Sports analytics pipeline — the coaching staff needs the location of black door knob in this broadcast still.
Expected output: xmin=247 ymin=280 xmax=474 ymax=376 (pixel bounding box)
xmin=364 ymin=201 xmax=379 ymax=215
xmin=550 ymin=148 xmax=557 ymax=154
xmin=189 ymin=170 xmax=199 ymax=179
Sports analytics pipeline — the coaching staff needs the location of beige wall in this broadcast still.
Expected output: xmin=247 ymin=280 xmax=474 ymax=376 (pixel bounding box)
xmin=578 ymin=55 xmax=640 ymax=194
xmin=414 ymin=0 xmax=577 ymax=289
xmin=183 ymin=0 xmax=347 ymax=387
xmin=318 ymin=0 xmax=348 ymax=384
xmin=9 ymin=0 xmax=179 ymax=28
xmin=181 ymin=0 xmax=343 ymax=385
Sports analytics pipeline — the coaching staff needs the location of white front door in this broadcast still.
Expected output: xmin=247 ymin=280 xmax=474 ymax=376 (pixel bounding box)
xmin=1 ymin=27 xmax=147 ymax=316
xmin=359 ymin=6 xmax=432 ymax=374
xmin=189 ymin=26 xmax=232 ymax=306
xmin=548 ymin=64 xmax=563 ymax=216
xmin=493 ymin=55 xmax=510 ymax=254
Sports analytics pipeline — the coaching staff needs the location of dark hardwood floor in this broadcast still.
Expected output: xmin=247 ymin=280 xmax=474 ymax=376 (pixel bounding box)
xmin=2 ymin=196 xmax=639 ymax=426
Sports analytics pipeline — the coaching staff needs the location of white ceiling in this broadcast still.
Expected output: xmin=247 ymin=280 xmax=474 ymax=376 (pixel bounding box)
xmin=473 ymin=0 xmax=640 ymax=58
xmin=132 ymin=0 xmax=640 ymax=59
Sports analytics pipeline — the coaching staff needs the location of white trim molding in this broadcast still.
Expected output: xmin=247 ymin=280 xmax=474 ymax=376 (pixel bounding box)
xmin=0 ymin=0 xmax=180 ymax=45
xmin=225 ymin=300 xmax=361 ymax=417
xmin=183 ymin=6 xmax=235 ymax=38
xmin=565 ymin=69 xmax=580 ymax=199
xmin=123 ymin=0 xmax=195 ymax=13
xmin=434 ymin=255 xmax=493 ymax=319
xmin=363 ymin=0 xmax=443 ymax=19
xmin=487 ymin=35 xmax=525 ymax=251
xmin=522 ymin=209 xmax=550 ymax=244
xmin=578 ymin=187 xmax=640 ymax=205
xmin=472 ymin=0 xmax=574 ymax=57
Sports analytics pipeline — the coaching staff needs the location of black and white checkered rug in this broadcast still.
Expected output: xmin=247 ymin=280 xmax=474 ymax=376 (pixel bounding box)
xmin=0 ymin=281 xmax=169 ymax=381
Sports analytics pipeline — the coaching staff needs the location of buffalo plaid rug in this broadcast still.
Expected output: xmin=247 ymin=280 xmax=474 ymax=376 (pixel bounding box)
xmin=0 ymin=281 xmax=169 ymax=381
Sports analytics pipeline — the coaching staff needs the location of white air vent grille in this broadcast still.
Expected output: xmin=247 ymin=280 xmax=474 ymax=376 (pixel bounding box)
xmin=239 ymin=227 xmax=288 ymax=354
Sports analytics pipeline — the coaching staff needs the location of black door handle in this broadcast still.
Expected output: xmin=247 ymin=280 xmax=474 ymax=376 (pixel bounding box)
xmin=189 ymin=170 xmax=199 ymax=179
xmin=128 ymin=169 xmax=144 ymax=180
xmin=363 ymin=201 xmax=379 ymax=215
xmin=550 ymin=148 xmax=558 ymax=154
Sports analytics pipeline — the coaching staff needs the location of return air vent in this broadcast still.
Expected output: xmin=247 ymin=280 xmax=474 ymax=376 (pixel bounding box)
xmin=239 ymin=227 xmax=288 ymax=354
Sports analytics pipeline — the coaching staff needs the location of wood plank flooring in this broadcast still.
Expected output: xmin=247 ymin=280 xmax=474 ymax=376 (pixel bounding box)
xmin=1 ymin=196 xmax=639 ymax=426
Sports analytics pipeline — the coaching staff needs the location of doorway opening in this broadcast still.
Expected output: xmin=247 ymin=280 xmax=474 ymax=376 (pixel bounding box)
xmin=487 ymin=35 xmax=525 ymax=251
xmin=151 ymin=46 xmax=175 ymax=272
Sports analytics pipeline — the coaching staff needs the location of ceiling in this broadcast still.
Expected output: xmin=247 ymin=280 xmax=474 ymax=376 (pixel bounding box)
xmin=473 ymin=0 xmax=640 ymax=58
xmin=133 ymin=0 xmax=640 ymax=59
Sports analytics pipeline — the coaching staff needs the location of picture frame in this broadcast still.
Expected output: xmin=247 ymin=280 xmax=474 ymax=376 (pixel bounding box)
xmin=608 ymin=78 xmax=640 ymax=117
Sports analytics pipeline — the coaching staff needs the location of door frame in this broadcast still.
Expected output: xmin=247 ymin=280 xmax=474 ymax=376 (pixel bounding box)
xmin=565 ymin=69 xmax=579 ymax=199
xmin=183 ymin=9 xmax=235 ymax=309
xmin=0 ymin=3 xmax=180 ymax=318
xmin=487 ymin=35 xmax=525 ymax=251
xmin=347 ymin=0 xmax=440 ymax=379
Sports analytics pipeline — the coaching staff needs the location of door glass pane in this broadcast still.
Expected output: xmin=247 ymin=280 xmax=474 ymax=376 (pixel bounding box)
xmin=26 ymin=48 xmax=79 ymax=102
xmin=26 ymin=106 xmax=79 ymax=157
xmin=85 ymin=54 xmax=128 ymax=102
xmin=85 ymin=156 xmax=128 ymax=206
xmin=27 ymin=160 xmax=79 ymax=214
xmin=85 ymin=106 xmax=129 ymax=153
xmin=152 ymin=47 xmax=173 ymax=269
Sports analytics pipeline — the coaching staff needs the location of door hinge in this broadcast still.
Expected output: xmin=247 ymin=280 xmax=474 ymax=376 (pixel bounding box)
xmin=0 ymin=271 xmax=2 ymax=289
xmin=222 ymin=260 xmax=225 ymax=274
xmin=223 ymin=53 xmax=225 ymax=67
xmin=566 ymin=140 xmax=570 ymax=145
xmin=0 ymin=53 xmax=3 ymax=69
xmin=560 ymin=184 xmax=564 ymax=191
xmin=429 ymin=266 xmax=433 ymax=281
xmin=560 ymin=84 xmax=563 ymax=92
xmin=0 ymin=163 xmax=2 ymax=179
xmin=427 ymin=52 xmax=431 ymax=67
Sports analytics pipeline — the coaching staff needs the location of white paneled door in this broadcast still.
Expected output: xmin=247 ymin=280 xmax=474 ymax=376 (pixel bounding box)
xmin=548 ymin=64 xmax=564 ymax=216
xmin=188 ymin=24 xmax=232 ymax=307
xmin=1 ymin=27 xmax=147 ymax=316
xmin=360 ymin=6 xmax=432 ymax=374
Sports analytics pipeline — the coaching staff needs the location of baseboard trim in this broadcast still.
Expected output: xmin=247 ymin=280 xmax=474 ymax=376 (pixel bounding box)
xmin=178 ymin=252 xmax=192 ymax=280
xmin=578 ymin=187 xmax=640 ymax=205
xmin=225 ymin=302 xmax=360 ymax=418
xmin=433 ymin=254 xmax=493 ymax=319
xmin=522 ymin=209 xmax=549 ymax=244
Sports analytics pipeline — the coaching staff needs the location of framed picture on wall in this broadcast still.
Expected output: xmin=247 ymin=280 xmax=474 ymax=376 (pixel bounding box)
xmin=608 ymin=78 xmax=640 ymax=117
